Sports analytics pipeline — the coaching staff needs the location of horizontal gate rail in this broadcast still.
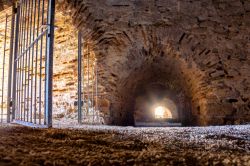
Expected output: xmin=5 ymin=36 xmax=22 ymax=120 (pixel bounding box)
xmin=12 ymin=119 xmax=48 ymax=128
xmin=15 ymin=26 xmax=48 ymax=61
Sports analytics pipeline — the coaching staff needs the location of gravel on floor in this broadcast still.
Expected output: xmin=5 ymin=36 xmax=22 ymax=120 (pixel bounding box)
xmin=0 ymin=124 xmax=249 ymax=166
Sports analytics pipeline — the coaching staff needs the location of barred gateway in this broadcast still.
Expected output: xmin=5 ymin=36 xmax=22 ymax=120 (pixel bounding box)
xmin=0 ymin=0 xmax=55 ymax=127
xmin=0 ymin=0 xmax=102 ymax=128
xmin=0 ymin=0 xmax=249 ymax=165
xmin=0 ymin=0 xmax=249 ymax=128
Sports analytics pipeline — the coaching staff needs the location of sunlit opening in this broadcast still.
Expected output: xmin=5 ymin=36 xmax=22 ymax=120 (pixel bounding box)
xmin=154 ymin=106 xmax=165 ymax=119
xmin=154 ymin=106 xmax=173 ymax=119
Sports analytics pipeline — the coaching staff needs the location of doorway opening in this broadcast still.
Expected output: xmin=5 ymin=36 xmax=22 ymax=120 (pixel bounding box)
xmin=134 ymin=83 xmax=182 ymax=127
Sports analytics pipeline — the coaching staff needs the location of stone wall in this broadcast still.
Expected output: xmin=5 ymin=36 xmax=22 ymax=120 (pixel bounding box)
xmin=0 ymin=0 xmax=249 ymax=126
xmin=50 ymin=8 xmax=102 ymax=120
xmin=60 ymin=0 xmax=250 ymax=126
xmin=53 ymin=10 xmax=78 ymax=116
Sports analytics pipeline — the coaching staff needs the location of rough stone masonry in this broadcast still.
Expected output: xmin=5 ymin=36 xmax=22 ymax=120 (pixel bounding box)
xmin=0 ymin=0 xmax=249 ymax=126
xmin=58 ymin=0 xmax=250 ymax=126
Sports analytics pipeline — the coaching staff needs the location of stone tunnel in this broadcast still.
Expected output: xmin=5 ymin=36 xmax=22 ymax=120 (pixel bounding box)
xmin=0 ymin=0 xmax=249 ymax=126
xmin=59 ymin=0 xmax=250 ymax=126
xmin=0 ymin=1 xmax=250 ymax=165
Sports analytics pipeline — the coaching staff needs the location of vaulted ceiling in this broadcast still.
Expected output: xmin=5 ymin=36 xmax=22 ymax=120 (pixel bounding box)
xmin=0 ymin=0 xmax=249 ymax=126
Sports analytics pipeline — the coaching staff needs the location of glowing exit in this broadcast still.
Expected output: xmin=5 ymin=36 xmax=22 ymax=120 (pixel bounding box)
xmin=154 ymin=106 xmax=173 ymax=119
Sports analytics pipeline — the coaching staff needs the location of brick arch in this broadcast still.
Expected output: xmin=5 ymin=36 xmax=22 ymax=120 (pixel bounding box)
xmin=58 ymin=0 xmax=250 ymax=126
xmin=1 ymin=0 xmax=247 ymax=125
xmin=102 ymin=27 xmax=209 ymax=126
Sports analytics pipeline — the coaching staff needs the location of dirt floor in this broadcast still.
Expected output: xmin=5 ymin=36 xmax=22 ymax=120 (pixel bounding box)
xmin=0 ymin=124 xmax=249 ymax=166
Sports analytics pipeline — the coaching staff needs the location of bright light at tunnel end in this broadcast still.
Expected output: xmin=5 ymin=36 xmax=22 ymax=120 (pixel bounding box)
xmin=154 ymin=106 xmax=165 ymax=119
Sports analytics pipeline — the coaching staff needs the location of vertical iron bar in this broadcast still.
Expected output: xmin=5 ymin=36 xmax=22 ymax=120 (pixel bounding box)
xmin=26 ymin=0 xmax=33 ymax=122
xmin=19 ymin=0 xmax=26 ymax=120
xmin=22 ymin=0 xmax=28 ymax=121
xmin=30 ymin=0 xmax=37 ymax=122
xmin=92 ymin=59 xmax=94 ymax=123
xmin=21 ymin=0 xmax=26 ymax=120
xmin=12 ymin=3 xmax=20 ymax=121
xmin=27 ymin=0 xmax=34 ymax=122
xmin=45 ymin=0 xmax=55 ymax=127
xmin=24 ymin=0 xmax=31 ymax=122
xmin=95 ymin=61 xmax=98 ymax=122
xmin=87 ymin=46 xmax=90 ymax=118
xmin=87 ymin=45 xmax=90 ymax=116
xmin=78 ymin=31 xmax=82 ymax=124
xmin=15 ymin=5 xmax=19 ymax=120
xmin=24 ymin=0 xmax=29 ymax=121
xmin=16 ymin=49 xmax=20 ymax=120
xmin=82 ymin=40 xmax=85 ymax=120
xmin=19 ymin=0 xmax=25 ymax=120
xmin=34 ymin=0 xmax=41 ymax=124
xmin=39 ymin=0 xmax=45 ymax=125
xmin=17 ymin=1 xmax=23 ymax=120
xmin=44 ymin=0 xmax=49 ymax=124
xmin=7 ymin=3 xmax=16 ymax=122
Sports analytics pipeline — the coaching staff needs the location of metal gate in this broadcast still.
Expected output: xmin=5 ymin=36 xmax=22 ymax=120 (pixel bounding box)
xmin=9 ymin=0 xmax=55 ymax=127
xmin=77 ymin=31 xmax=102 ymax=124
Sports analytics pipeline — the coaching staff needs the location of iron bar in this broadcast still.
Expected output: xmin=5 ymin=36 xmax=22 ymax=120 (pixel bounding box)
xmin=44 ymin=0 xmax=55 ymax=127
xmin=92 ymin=59 xmax=94 ymax=123
xmin=39 ymin=0 xmax=46 ymax=125
xmin=21 ymin=0 xmax=28 ymax=121
xmin=23 ymin=0 xmax=31 ymax=121
xmin=16 ymin=52 xmax=20 ymax=120
xmin=30 ymin=0 xmax=37 ymax=123
xmin=26 ymin=0 xmax=34 ymax=122
xmin=34 ymin=0 xmax=41 ymax=124
xmin=82 ymin=37 xmax=85 ymax=122
xmin=18 ymin=1 xmax=22 ymax=120
xmin=12 ymin=120 xmax=48 ymax=128
xmin=78 ymin=31 xmax=82 ymax=124
xmin=7 ymin=3 xmax=16 ymax=122
xmin=44 ymin=0 xmax=49 ymax=124
xmin=22 ymin=0 xmax=27 ymax=120
xmin=18 ymin=0 xmax=25 ymax=120
xmin=11 ymin=3 xmax=20 ymax=121
xmin=87 ymin=45 xmax=90 ymax=116
xmin=17 ymin=1 xmax=23 ymax=120
xmin=95 ymin=61 xmax=99 ymax=122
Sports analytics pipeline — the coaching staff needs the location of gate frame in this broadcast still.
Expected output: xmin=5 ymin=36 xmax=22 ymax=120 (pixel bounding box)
xmin=6 ymin=3 xmax=16 ymax=123
xmin=44 ymin=0 xmax=55 ymax=127
xmin=10 ymin=0 xmax=55 ymax=128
